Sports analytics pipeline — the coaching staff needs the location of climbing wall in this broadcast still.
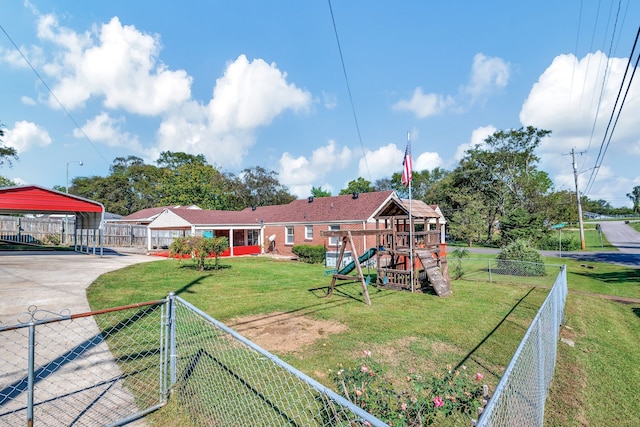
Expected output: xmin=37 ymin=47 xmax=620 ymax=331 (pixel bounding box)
xmin=416 ymin=250 xmax=451 ymax=297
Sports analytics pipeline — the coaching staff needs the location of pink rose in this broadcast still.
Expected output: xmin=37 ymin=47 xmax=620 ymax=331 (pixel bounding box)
xmin=433 ymin=396 xmax=444 ymax=408
xmin=476 ymin=372 xmax=484 ymax=381
xmin=361 ymin=365 xmax=368 ymax=373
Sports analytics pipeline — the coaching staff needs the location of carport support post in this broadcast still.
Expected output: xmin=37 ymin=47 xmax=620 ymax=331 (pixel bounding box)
xmin=27 ymin=323 xmax=35 ymax=427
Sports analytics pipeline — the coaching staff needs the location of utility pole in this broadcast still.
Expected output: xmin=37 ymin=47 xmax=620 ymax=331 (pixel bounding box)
xmin=571 ymin=148 xmax=586 ymax=250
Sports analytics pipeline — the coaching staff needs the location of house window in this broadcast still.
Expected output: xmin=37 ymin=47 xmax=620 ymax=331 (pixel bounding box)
xmin=248 ymin=229 xmax=259 ymax=246
xmin=285 ymin=226 xmax=294 ymax=245
xmin=328 ymin=225 xmax=340 ymax=247
xmin=305 ymin=225 xmax=313 ymax=240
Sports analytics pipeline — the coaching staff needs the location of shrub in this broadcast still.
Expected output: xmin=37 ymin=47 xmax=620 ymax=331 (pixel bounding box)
xmin=537 ymin=233 xmax=580 ymax=251
xmin=450 ymin=247 xmax=470 ymax=280
xmin=292 ymin=244 xmax=325 ymax=264
xmin=42 ymin=233 xmax=61 ymax=246
xmin=330 ymin=352 xmax=487 ymax=426
xmin=169 ymin=235 xmax=229 ymax=270
xmin=497 ymin=239 xmax=545 ymax=276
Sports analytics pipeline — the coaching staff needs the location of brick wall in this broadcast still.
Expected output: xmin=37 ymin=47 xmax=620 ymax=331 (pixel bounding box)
xmin=263 ymin=222 xmax=380 ymax=257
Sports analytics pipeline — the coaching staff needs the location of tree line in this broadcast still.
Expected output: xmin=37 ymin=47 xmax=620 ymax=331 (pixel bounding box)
xmin=61 ymin=152 xmax=296 ymax=215
xmin=1 ymin=122 xmax=639 ymax=247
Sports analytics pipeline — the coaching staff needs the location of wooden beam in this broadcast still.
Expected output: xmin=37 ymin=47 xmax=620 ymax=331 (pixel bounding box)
xmin=321 ymin=229 xmax=391 ymax=238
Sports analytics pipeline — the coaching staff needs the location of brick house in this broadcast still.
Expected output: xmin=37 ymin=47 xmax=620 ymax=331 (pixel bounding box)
xmin=137 ymin=190 xmax=446 ymax=258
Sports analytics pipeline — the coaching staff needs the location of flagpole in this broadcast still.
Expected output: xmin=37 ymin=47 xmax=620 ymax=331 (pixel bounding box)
xmin=407 ymin=131 xmax=414 ymax=293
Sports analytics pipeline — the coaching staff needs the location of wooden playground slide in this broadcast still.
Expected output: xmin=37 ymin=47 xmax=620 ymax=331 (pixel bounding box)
xmin=415 ymin=250 xmax=451 ymax=297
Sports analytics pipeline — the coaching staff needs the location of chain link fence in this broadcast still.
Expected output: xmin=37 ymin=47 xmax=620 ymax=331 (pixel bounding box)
xmin=450 ymin=257 xmax=563 ymax=287
xmin=0 ymin=300 xmax=168 ymax=426
xmin=169 ymin=296 xmax=387 ymax=426
xmin=1 ymin=264 xmax=567 ymax=427
xmin=1 ymin=295 xmax=387 ymax=427
xmin=476 ymin=265 xmax=567 ymax=426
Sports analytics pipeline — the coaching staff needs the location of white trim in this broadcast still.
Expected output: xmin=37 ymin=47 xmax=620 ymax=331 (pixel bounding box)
xmin=285 ymin=226 xmax=294 ymax=245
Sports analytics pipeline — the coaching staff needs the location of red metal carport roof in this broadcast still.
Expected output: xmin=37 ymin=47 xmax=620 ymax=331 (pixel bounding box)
xmin=0 ymin=185 xmax=103 ymax=214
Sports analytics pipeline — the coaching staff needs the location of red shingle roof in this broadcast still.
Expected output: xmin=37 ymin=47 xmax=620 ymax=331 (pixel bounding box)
xmin=150 ymin=191 xmax=396 ymax=226
xmin=243 ymin=191 xmax=395 ymax=224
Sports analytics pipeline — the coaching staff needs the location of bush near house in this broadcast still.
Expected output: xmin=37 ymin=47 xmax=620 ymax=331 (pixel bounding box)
xmin=292 ymin=244 xmax=325 ymax=264
xmin=169 ymin=235 xmax=229 ymax=270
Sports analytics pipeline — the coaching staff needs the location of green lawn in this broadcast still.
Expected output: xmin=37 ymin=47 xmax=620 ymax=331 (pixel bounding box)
xmin=87 ymin=255 xmax=639 ymax=426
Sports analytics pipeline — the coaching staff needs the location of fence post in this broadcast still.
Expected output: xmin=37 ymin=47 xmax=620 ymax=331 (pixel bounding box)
xmin=27 ymin=323 xmax=35 ymax=427
xmin=488 ymin=260 xmax=492 ymax=283
xmin=168 ymin=292 xmax=177 ymax=388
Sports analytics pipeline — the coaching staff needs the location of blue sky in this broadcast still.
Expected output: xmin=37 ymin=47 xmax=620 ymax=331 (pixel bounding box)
xmin=1 ymin=1 xmax=639 ymax=207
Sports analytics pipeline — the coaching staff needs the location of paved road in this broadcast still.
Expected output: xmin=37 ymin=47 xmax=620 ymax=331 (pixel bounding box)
xmin=464 ymin=221 xmax=640 ymax=268
xmin=557 ymin=221 xmax=640 ymax=268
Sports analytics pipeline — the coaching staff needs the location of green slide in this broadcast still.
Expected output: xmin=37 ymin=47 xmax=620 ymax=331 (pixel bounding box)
xmin=337 ymin=248 xmax=377 ymax=275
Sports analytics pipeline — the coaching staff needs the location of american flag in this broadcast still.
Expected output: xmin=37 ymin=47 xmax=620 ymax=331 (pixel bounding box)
xmin=401 ymin=138 xmax=413 ymax=187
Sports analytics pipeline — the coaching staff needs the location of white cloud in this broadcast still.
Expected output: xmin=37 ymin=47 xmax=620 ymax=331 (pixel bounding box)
xmin=0 ymin=44 xmax=45 ymax=69
xmin=155 ymin=55 xmax=312 ymax=167
xmin=394 ymin=53 xmax=509 ymax=118
xmin=520 ymin=51 xmax=640 ymax=205
xmin=37 ymin=14 xmax=192 ymax=115
xmin=392 ymin=87 xmax=454 ymax=118
xmin=414 ymin=151 xmax=443 ymax=171
xmin=521 ymin=51 xmax=640 ymax=149
xmin=4 ymin=120 xmax=52 ymax=152
xmin=21 ymin=96 xmax=37 ymax=106
xmin=208 ymin=55 xmax=310 ymax=132
xmin=73 ymin=112 xmax=142 ymax=150
xmin=356 ymin=143 xmax=442 ymax=182
xmin=463 ymin=53 xmax=510 ymax=100
xmin=322 ymin=91 xmax=337 ymax=109
xmin=454 ymin=125 xmax=496 ymax=160
xmin=278 ymin=139 xmax=352 ymax=198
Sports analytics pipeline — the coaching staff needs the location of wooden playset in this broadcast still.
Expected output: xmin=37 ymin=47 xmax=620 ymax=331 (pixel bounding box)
xmin=321 ymin=199 xmax=451 ymax=305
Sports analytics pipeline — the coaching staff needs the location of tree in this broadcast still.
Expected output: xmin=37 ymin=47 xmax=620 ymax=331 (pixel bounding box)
xmin=72 ymin=175 xmax=134 ymax=216
xmin=627 ymin=186 xmax=640 ymax=213
xmin=0 ymin=175 xmax=16 ymax=187
xmin=339 ymin=177 xmax=373 ymax=195
xmin=311 ymin=186 xmax=331 ymax=197
xmin=0 ymin=123 xmax=18 ymax=168
xmin=237 ymin=166 xmax=296 ymax=208
xmin=451 ymin=126 xmax=552 ymax=243
xmin=448 ymin=191 xmax=487 ymax=246
xmin=156 ymin=151 xmax=208 ymax=169
xmin=110 ymin=155 xmax=145 ymax=175
xmin=499 ymin=206 xmax=545 ymax=245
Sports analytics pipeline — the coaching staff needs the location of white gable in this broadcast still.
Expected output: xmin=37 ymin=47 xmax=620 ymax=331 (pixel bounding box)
xmin=148 ymin=210 xmax=192 ymax=228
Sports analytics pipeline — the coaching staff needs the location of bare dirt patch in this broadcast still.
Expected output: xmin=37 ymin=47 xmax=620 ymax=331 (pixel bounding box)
xmin=228 ymin=312 xmax=348 ymax=354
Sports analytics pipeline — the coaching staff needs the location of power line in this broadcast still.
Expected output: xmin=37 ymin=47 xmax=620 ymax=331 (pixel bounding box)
xmin=326 ymin=0 xmax=372 ymax=183
xmin=579 ymin=0 xmax=622 ymax=173
xmin=583 ymin=25 xmax=639 ymax=196
xmin=0 ymin=23 xmax=110 ymax=165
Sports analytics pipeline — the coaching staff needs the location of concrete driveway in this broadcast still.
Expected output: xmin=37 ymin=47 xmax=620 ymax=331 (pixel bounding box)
xmin=0 ymin=249 xmax=161 ymax=320
xmin=0 ymin=249 xmax=162 ymax=426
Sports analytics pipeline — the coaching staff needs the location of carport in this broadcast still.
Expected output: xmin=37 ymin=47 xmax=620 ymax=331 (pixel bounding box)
xmin=0 ymin=185 xmax=105 ymax=255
